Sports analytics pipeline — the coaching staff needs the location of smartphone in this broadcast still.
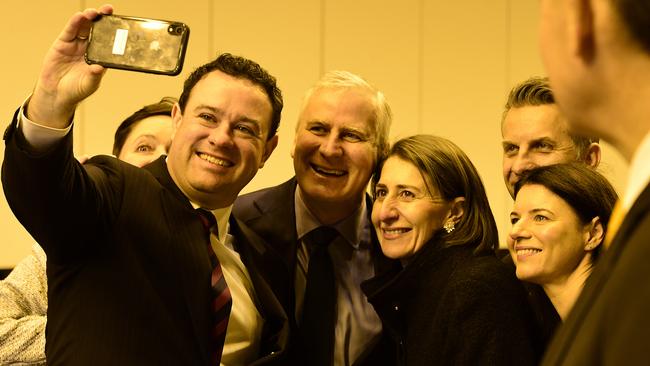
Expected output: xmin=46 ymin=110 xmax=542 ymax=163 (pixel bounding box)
xmin=85 ymin=14 xmax=190 ymax=76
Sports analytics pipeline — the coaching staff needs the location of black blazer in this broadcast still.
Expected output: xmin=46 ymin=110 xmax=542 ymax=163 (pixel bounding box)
xmin=362 ymin=236 xmax=541 ymax=366
xmin=232 ymin=178 xmax=397 ymax=364
xmin=541 ymin=183 xmax=650 ymax=365
xmin=1 ymin=112 xmax=288 ymax=365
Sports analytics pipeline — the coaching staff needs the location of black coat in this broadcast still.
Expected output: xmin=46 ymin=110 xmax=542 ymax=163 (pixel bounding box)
xmin=233 ymin=177 xmax=398 ymax=365
xmin=1 ymin=111 xmax=288 ymax=365
xmin=362 ymin=235 xmax=542 ymax=366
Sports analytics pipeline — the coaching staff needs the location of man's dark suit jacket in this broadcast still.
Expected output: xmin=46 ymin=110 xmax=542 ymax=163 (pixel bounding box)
xmin=541 ymin=183 xmax=650 ymax=365
xmin=232 ymin=177 xmax=396 ymax=365
xmin=1 ymin=112 xmax=288 ymax=365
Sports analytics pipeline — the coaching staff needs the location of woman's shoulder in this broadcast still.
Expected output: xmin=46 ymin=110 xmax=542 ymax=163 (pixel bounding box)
xmin=445 ymin=247 xmax=521 ymax=292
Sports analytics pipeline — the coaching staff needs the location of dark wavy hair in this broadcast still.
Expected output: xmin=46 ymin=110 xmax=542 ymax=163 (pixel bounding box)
xmin=178 ymin=53 xmax=283 ymax=140
xmin=112 ymin=96 xmax=177 ymax=156
xmin=373 ymin=134 xmax=499 ymax=255
xmin=513 ymin=163 xmax=618 ymax=262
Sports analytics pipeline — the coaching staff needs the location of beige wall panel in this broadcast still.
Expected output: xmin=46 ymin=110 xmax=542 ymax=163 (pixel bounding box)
xmin=323 ymin=0 xmax=421 ymax=141
xmin=507 ymin=0 xmax=544 ymax=85
xmin=211 ymin=1 xmax=322 ymax=193
xmin=0 ymin=0 xmax=83 ymax=267
xmin=420 ymin=1 xmax=509 ymax=244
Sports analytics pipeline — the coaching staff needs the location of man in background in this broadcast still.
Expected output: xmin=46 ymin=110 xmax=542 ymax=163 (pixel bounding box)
xmin=501 ymin=76 xmax=601 ymax=198
xmin=234 ymin=70 xmax=396 ymax=366
xmin=537 ymin=0 xmax=650 ymax=364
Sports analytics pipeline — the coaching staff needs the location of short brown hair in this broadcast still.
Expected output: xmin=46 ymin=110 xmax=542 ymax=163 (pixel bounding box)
xmin=611 ymin=0 xmax=650 ymax=53
xmin=502 ymin=76 xmax=598 ymax=161
xmin=178 ymin=53 xmax=283 ymax=141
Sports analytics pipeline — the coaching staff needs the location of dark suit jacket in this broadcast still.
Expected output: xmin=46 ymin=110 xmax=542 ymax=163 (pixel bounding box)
xmin=541 ymin=183 xmax=650 ymax=365
xmin=232 ymin=178 xmax=397 ymax=364
xmin=362 ymin=236 xmax=541 ymax=366
xmin=1 ymin=111 xmax=288 ymax=365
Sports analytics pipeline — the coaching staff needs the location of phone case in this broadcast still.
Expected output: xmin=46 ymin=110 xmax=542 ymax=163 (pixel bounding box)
xmin=85 ymin=14 xmax=190 ymax=76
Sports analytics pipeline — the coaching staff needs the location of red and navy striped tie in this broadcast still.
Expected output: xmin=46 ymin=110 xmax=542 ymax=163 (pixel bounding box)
xmin=196 ymin=208 xmax=232 ymax=365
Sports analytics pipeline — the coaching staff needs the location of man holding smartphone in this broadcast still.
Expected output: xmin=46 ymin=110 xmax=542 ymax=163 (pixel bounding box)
xmin=2 ymin=5 xmax=288 ymax=365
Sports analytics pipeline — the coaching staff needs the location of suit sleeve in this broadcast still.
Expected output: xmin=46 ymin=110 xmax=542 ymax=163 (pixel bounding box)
xmin=0 ymin=244 xmax=48 ymax=365
xmin=2 ymin=110 xmax=122 ymax=265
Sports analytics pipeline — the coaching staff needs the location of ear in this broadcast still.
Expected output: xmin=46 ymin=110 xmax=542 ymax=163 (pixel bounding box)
xmin=584 ymin=216 xmax=605 ymax=251
xmin=170 ymin=103 xmax=183 ymax=140
xmin=583 ymin=142 xmax=601 ymax=167
xmin=259 ymin=134 xmax=279 ymax=169
xmin=447 ymin=197 xmax=466 ymax=224
xmin=571 ymin=0 xmax=597 ymax=62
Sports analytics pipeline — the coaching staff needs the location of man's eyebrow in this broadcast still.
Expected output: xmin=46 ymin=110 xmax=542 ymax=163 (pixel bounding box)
xmin=194 ymin=104 xmax=262 ymax=126
xmin=529 ymin=137 xmax=556 ymax=145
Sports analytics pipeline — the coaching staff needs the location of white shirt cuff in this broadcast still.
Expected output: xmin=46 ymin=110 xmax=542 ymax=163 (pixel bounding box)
xmin=18 ymin=96 xmax=73 ymax=152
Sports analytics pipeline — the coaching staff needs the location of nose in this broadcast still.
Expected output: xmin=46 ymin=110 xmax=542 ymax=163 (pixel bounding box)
xmin=508 ymin=219 xmax=530 ymax=243
xmin=207 ymin=123 xmax=235 ymax=149
xmin=319 ymin=133 xmax=343 ymax=157
xmin=376 ymin=197 xmax=399 ymax=222
xmin=511 ymin=153 xmax=537 ymax=176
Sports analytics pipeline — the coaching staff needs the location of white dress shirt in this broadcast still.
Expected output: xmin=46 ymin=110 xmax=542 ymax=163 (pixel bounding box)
xmin=621 ymin=131 xmax=650 ymax=211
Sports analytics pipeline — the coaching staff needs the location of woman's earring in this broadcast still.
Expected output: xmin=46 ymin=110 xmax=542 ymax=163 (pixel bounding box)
xmin=444 ymin=220 xmax=455 ymax=234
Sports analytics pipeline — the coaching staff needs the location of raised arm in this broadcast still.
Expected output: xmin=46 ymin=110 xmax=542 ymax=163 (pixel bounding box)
xmin=27 ymin=4 xmax=113 ymax=128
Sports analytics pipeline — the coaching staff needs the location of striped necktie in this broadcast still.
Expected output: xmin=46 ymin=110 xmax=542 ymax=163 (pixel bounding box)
xmin=196 ymin=208 xmax=232 ymax=365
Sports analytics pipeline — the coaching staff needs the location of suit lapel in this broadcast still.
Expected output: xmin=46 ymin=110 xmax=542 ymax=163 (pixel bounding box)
xmin=229 ymin=217 xmax=289 ymax=362
xmin=143 ymin=156 xmax=212 ymax=363
xmin=240 ymin=178 xmax=300 ymax=270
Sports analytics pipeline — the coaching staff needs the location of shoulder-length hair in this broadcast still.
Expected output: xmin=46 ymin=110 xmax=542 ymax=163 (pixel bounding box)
xmin=514 ymin=163 xmax=618 ymax=262
xmin=373 ymin=134 xmax=498 ymax=255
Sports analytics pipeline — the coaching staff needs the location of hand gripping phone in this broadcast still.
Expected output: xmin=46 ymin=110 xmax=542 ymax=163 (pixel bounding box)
xmin=85 ymin=14 xmax=190 ymax=76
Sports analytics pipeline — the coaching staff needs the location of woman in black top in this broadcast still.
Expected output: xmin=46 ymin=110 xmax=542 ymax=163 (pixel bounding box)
xmin=362 ymin=135 xmax=540 ymax=365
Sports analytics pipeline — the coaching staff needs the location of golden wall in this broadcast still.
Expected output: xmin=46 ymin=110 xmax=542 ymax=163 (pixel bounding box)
xmin=0 ymin=0 xmax=628 ymax=267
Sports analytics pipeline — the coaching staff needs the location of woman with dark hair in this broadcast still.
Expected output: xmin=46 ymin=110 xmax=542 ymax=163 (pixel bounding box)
xmin=508 ymin=163 xmax=617 ymax=320
xmin=362 ymin=134 xmax=539 ymax=365
xmin=111 ymin=96 xmax=177 ymax=167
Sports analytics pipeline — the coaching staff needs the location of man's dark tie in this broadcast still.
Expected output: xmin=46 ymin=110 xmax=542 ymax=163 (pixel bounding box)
xmin=196 ymin=208 xmax=232 ymax=365
xmin=300 ymin=226 xmax=339 ymax=366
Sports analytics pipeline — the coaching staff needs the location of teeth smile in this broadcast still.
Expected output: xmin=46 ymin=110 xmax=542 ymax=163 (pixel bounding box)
xmin=517 ymin=248 xmax=542 ymax=256
xmin=313 ymin=164 xmax=345 ymax=176
xmin=384 ymin=228 xmax=410 ymax=235
xmin=198 ymin=153 xmax=232 ymax=167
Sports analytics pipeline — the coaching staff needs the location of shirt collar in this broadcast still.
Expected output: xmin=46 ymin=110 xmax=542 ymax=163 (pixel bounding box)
xmin=294 ymin=187 xmax=368 ymax=249
xmin=191 ymin=201 xmax=232 ymax=243
xmin=623 ymin=131 xmax=650 ymax=210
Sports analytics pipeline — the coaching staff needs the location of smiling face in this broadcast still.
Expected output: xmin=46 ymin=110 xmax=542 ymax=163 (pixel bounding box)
xmin=508 ymin=184 xmax=593 ymax=286
xmin=501 ymin=104 xmax=579 ymax=197
xmin=117 ymin=115 xmax=173 ymax=168
xmin=292 ymin=87 xmax=378 ymax=212
xmin=167 ymin=70 xmax=277 ymax=209
xmin=371 ymin=156 xmax=453 ymax=260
